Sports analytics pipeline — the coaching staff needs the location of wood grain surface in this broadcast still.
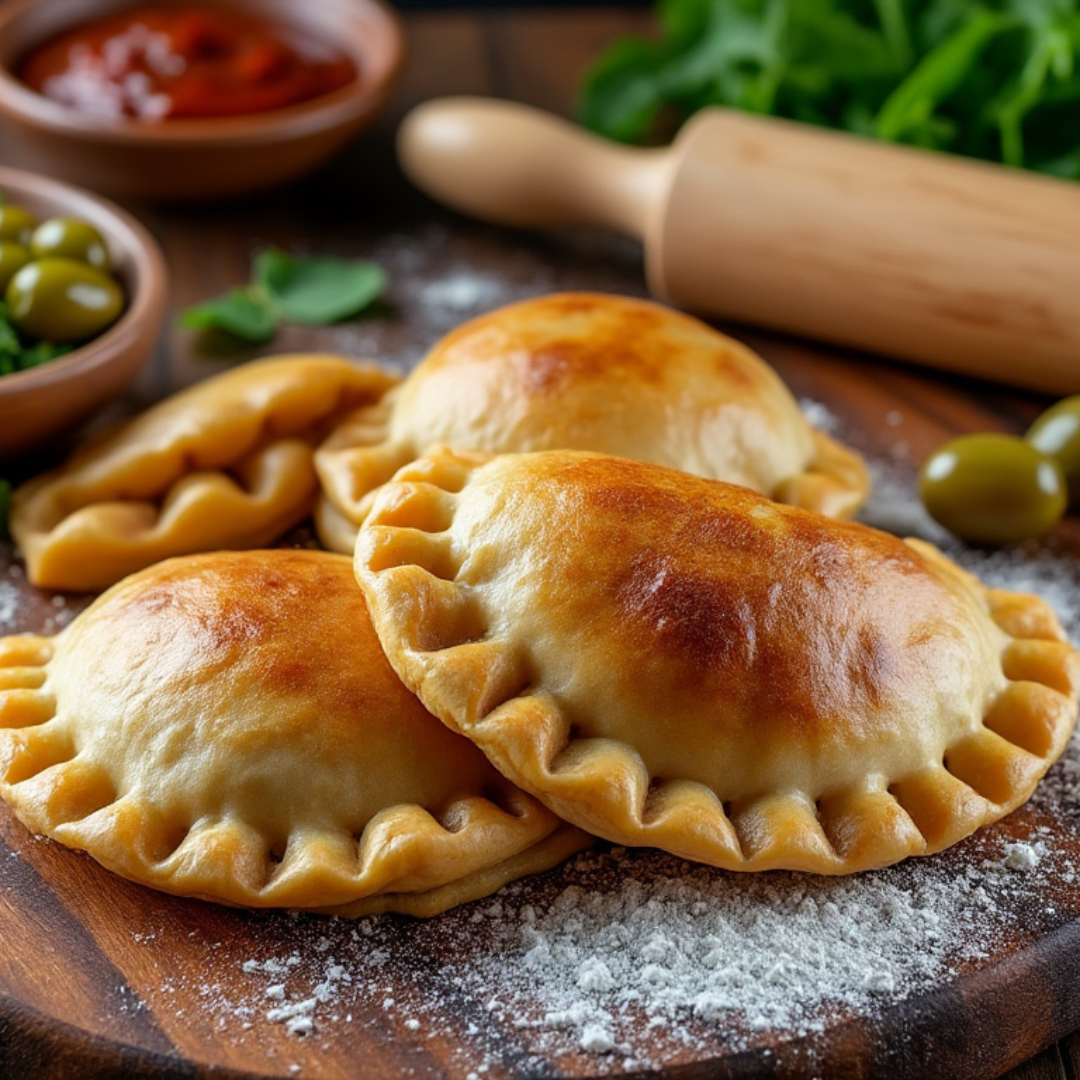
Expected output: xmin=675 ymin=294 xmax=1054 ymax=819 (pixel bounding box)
xmin=1 ymin=8 xmax=1080 ymax=1080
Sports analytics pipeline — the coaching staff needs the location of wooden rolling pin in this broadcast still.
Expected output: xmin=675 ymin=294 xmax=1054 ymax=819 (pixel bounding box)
xmin=398 ymin=96 xmax=1080 ymax=395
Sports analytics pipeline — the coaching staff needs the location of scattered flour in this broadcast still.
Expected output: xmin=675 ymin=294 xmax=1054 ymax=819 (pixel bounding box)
xmin=418 ymin=275 xmax=510 ymax=315
xmin=799 ymin=397 xmax=842 ymax=435
xmin=0 ymin=579 xmax=19 ymax=630
xmin=372 ymin=224 xmax=557 ymax=345
xmin=0 ymin=555 xmax=88 ymax=634
xmin=861 ymin=458 xmax=954 ymax=543
xmin=1002 ymin=842 xmax=1043 ymax=872
xmin=316 ymin=223 xmax=556 ymax=368
xmin=183 ymin=806 xmax=1076 ymax=1074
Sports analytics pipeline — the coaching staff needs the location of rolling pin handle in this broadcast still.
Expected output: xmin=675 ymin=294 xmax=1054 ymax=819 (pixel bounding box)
xmin=397 ymin=96 xmax=671 ymax=239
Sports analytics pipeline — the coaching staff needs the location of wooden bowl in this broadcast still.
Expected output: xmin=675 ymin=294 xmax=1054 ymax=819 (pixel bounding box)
xmin=0 ymin=0 xmax=405 ymax=201
xmin=0 ymin=166 xmax=167 ymax=459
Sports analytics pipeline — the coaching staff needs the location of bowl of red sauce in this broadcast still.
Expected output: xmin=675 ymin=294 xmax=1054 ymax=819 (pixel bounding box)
xmin=0 ymin=0 xmax=405 ymax=200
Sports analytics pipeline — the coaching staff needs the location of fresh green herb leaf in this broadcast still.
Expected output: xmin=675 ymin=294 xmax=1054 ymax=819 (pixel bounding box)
xmin=577 ymin=37 xmax=674 ymax=143
xmin=578 ymin=0 xmax=1080 ymax=176
xmin=0 ymin=299 xmax=72 ymax=376
xmin=182 ymin=249 xmax=387 ymax=344
xmin=181 ymin=288 xmax=278 ymax=344
xmin=873 ymin=0 xmax=914 ymax=67
xmin=1038 ymin=144 xmax=1080 ymax=175
xmin=988 ymin=21 xmax=1072 ymax=165
xmin=255 ymin=249 xmax=386 ymax=326
xmin=874 ymin=9 xmax=1013 ymax=141
xmin=17 ymin=341 xmax=74 ymax=369
xmin=0 ymin=307 xmax=20 ymax=359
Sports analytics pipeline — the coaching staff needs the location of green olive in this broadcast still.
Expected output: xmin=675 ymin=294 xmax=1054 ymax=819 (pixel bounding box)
xmin=919 ymin=433 xmax=1066 ymax=545
xmin=0 ymin=204 xmax=39 ymax=246
xmin=1026 ymin=395 xmax=1080 ymax=503
xmin=5 ymin=257 xmax=125 ymax=343
xmin=0 ymin=241 xmax=30 ymax=293
xmin=29 ymin=217 xmax=111 ymax=272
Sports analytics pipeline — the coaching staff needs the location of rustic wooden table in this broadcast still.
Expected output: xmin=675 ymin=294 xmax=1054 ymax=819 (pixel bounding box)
xmin=2 ymin=6 xmax=1080 ymax=1079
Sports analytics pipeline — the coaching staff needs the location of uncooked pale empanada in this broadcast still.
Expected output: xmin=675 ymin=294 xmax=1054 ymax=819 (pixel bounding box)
xmin=12 ymin=355 xmax=399 ymax=592
xmin=355 ymin=448 xmax=1080 ymax=875
xmin=0 ymin=550 xmax=589 ymax=916
xmin=314 ymin=293 xmax=869 ymax=553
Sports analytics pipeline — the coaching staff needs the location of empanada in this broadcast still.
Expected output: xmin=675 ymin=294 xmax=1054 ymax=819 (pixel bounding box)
xmin=12 ymin=355 xmax=399 ymax=592
xmin=355 ymin=448 xmax=1079 ymax=874
xmin=314 ymin=293 xmax=869 ymax=553
xmin=0 ymin=549 xmax=589 ymax=916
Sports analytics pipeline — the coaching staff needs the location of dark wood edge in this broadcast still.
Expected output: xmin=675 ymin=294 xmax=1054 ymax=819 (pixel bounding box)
xmin=858 ymin=910 xmax=1080 ymax=1080
xmin=6 ymin=910 xmax=1079 ymax=1080
xmin=0 ymin=990 xmax=274 ymax=1080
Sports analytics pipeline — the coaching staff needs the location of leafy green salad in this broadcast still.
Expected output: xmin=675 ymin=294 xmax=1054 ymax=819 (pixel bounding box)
xmin=578 ymin=0 xmax=1080 ymax=176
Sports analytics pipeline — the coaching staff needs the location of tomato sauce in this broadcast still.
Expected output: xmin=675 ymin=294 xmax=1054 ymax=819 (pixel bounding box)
xmin=19 ymin=7 xmax=357 ymax=121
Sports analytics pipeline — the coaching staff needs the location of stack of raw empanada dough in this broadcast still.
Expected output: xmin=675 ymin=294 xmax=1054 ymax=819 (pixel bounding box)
xmin=1 ymin=294 xmax=1076 ymax=917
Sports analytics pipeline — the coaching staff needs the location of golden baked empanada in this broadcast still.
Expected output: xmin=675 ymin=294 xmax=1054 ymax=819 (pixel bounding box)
xmin=314 ymin=293 xmax=869 ymax=553
xmin=355 ymin=448 xmax=1079 ymax=875
xmin=0 ymin=549 xmax=589 ymax=916
xmin=12 ymin=355 xmax=399 ymax=592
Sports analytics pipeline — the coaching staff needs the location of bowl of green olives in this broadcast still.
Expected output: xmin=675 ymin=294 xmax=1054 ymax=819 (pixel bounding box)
xmin=0 ymin=165 xmax=165 ymax=459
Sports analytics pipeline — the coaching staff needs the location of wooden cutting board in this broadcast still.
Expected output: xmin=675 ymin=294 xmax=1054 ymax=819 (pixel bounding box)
xmin=2 ymin=11 xmax=1079 ymax=1073
xmin=3 ymin=396 xmax=1080 ymax=1080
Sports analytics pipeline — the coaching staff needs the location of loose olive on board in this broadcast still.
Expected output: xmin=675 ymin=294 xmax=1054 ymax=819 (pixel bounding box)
xmin=919 ymin=433 xmax=1067 ymax=545
xmin=1026 ymin=395 xmax=1080 ymax=503
xmin=29 ymin=217 xmax=111 ymax=272
xmin=0 ymin=241 xmax=30 ymax=293
xmin=5 ymin=257 xmax=124 ymax=342
xmin=0 ymin=204 xmax=38 ymax=246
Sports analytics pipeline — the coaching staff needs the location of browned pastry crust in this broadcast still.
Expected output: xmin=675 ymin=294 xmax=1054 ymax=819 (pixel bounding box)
xmin=315 ymin=293 xmax=869 ymax=552
xmin=12 ymin=355 xmax=399 ymax=592
xmin=0 ymin=550 xmax=590 ymax=916
xmin=355 ymin=448 xmax=1079 ymax=874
